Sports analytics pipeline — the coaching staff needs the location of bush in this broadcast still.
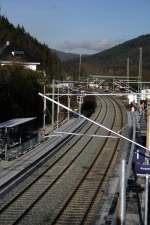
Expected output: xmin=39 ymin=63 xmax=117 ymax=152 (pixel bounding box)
xmin=81 ymin=96 xmax=97 ymax=117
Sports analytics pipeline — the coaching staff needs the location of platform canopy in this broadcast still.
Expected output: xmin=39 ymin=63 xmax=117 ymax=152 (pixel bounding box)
xmin=0 ymin=118 xmax=36 ymax=129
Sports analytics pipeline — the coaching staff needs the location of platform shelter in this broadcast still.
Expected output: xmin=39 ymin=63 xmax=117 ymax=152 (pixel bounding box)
xmin=0 ymin=117 xmax=37 ymax=160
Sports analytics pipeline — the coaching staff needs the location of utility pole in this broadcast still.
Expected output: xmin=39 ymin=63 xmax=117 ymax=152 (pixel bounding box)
xmin=120 ymin=159 xmax=126 ymax=225
xmin=113 ymin=79 xmax=115 ymax=93
xmin=145 ymin=99 xmax=150 ymax=225
xmin=43 ymin=71 xmax=46 ymax=132
xmin=4 ymin=127 xmax=8 ymax=161
xmin=79 ymin=54 xmax=82 ymax=81
xmin=138 ymin=47 xmax=142 ymax=93
xmin=56 ymin=85 xmax=60 ymax=128
xmin=68 ymin=86 xmax=70 ymax=121
xmin=126 ymin=57 xmax=130 ymax=93
xmin=87 ymin=78 xmax=89 ymax=88
xmin=78 ymin=91 xmax=83 ymax=117
xmin=52 ymin=79 xmax=55 ymax=130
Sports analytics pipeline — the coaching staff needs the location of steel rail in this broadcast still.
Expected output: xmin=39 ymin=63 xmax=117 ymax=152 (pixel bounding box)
xmin=11 ymin=98 xmax=107 ymax=225
xmin=0 ymin=117 xmax=86 ymax=195
xmin=0 ymin=102 xmax=101 ymax=210
xmin=1 ymin=97 xmax=104 ymax=224
xmin=50 ymin=97 xmax=122 ymax=225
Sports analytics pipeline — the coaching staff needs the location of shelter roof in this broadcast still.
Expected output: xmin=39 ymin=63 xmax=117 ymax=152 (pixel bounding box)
xmin=0 ymin=118 xmax=36 ymax=129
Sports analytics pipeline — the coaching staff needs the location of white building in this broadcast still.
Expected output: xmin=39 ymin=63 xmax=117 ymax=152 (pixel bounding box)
xmin=0 ymin=60 xmax=40 ymax=71
xmin=141 ymin=89 xmax=150 ymax=100
xmin=54 ymin=82 xmax=74 ymax=89
xmin=88 ymin=82 xmax=99 ymax=88
xmin=0 ymin=45 xmax=40 ymax=71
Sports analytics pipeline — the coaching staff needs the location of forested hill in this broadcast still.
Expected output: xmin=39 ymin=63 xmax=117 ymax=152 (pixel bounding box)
xmin=63 ymin=35 xmax=150 ymax=80
xmin=52 ymin=49 xmax=79 ymax=62
xmin=0 ymin=15 xmax=61 ymax=80
xmin=0 ymin=16 xmax=62 ymax=124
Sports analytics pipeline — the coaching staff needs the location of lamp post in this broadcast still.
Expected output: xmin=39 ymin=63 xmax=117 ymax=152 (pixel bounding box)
xmin=79 ymin=54 xmax=82 ymax=81
xmin=56 ymin=85 xmax=60 ymax=128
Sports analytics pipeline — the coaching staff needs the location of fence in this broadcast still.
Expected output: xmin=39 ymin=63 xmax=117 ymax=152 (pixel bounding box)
xmin=1 ymin=135 xmax=40 ymax=161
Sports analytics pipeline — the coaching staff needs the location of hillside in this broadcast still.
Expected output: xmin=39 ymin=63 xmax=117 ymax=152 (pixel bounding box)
xmin=1 ymin=16 xmax=150 ymax=81
xmin=0 ymin=16 xmax=61 ymax=80
xmin=63 ymin=35 xmax=150 ymax=80
xmin=52 ymin=49 xmax=79 ymax=62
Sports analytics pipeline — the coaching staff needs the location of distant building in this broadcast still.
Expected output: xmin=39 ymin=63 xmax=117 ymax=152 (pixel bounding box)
xmin=141 ymin=89 xmax=150 ymax=100
xmin=0 ymin=43 xmax=40 ymax=71
xmin=89 ymin=82 xmax=99 ymax=88
xmin=11 ymin=50 xmax=24 ymax=56
xmin=54 ymin=82 xmax=74 ymax=89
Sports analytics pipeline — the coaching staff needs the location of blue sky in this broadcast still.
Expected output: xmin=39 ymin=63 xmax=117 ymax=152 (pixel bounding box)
xmin=0 ymin=0 xmax=150 ymax=54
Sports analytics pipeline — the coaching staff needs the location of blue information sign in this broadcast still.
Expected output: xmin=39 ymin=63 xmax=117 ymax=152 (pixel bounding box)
xmin=135 ymin=163 xmax=150 ymax=175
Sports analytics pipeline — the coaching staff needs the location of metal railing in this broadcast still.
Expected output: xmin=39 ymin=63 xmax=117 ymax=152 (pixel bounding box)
xmin=3 ymin=136 xmax=40 ymax=161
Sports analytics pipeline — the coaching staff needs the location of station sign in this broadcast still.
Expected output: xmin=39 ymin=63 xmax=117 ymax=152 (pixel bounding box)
xmin=132 ymin=144 xmax=150 ymax=175
xmin=135 ymin=163 xmax=150 ymax=175
xmin=133 ymin=148 xmax=145 ymax=164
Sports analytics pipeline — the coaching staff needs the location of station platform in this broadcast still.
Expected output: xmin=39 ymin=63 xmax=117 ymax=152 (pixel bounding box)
xmin=126 ymin=110 xmax=147 ymax=225
xmin=0 ymin=118 xmax=85 ymax=195
xmin=93 ymin=110 xmax=147 ymax=225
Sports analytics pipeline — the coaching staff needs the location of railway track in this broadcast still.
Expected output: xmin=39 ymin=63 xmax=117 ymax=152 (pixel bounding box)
xmin=47 ymin=97 xmax=123 ymax=225
xmin=0 ymin=97 xmax=102 ymax=198
xmin=0 ymin=96 xmax=104 ymax=224
xmin=0 ymin=97 xmax=125 ymax=225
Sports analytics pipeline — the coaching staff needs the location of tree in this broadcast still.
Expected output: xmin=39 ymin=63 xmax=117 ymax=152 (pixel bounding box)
xmin=0 ymin=65 xmax=44 ymax=126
